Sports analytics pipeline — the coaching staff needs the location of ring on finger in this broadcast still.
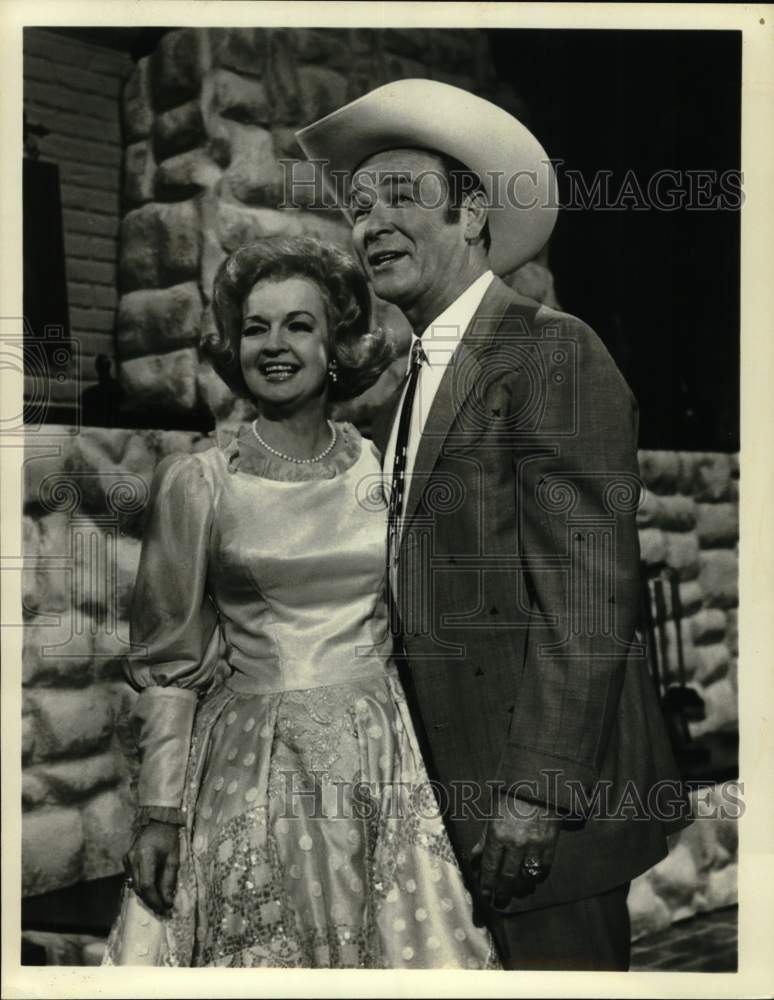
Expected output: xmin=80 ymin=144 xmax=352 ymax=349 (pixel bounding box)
xmin=520 ymin=856 xmax=546 ymax=880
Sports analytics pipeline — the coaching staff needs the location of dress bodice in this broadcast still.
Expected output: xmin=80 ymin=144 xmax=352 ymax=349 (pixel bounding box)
xmin=126 ymin=422 xmax=394 ymax=699
xmin=209 ymin=424 xmax=394 ymax=693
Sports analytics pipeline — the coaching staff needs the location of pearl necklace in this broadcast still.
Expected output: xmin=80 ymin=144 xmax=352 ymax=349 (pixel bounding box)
xmin=251 ymin=419 xmax=337 ymax=464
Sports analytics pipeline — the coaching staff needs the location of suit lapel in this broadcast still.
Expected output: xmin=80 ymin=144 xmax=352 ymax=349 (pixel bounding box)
xmin=399 ymin=277 xmax=519 ymax=537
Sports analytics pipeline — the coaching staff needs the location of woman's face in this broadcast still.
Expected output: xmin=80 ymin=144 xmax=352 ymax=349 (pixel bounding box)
xmin=239 ymin=276 xmax=331 ymax=411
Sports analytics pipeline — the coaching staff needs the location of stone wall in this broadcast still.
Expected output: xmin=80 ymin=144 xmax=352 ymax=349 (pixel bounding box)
xmin=115 ymin=27 xmax=554 ymax=426
xmin=23 ymin=29 xmax=132 ymax=408
xmin=21 ymin=429 xmax=739 ymax=938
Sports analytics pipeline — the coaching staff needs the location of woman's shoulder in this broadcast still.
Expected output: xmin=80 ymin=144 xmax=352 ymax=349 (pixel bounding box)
xmin=150 ymin=445 xmax=223 ymax=499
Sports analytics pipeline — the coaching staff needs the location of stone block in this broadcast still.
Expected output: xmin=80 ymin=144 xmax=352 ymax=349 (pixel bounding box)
xmin=22 ymin=713 xmax=36 ymax=764
xmin=689 ymin=608 xmax=727 ymax=645
xmin=116 ymin=283 xmax=203 ymax=360
xmin=271 ymin=126 xmax=303 ymax=161
xmin=274 ymin=157 xmax=329 ymax=210
xmin=120 ymin=201 xmax=201 ymax=292
xmin=221 ymin=121 xmax=283 ymax=206
xmin=39 ymin=751 xmax=122 ymax=802
xmin=215 ymin=201 xmax=298 ymax=252
xmin=155 ymin=149 xmax=221 ymax=201
xmin=122 ymin=57 xmax=153 ymax=142
xmin=92 ymin=624 xmax=133 ymax=682
xmin=291 ymin=28 xmax=352 ymax=67
xmin=653 ymin=495 xmax=697 ymax=532
xmin=209 ymin=69 xmax=271 ymax=126
xmin=22 ymin=806 xmax=84 ymax=895
xmin=663 ymin=531 xmax=700 ymax=581
xmin=296 ymin=211 xmax=351 ymax=248
xmin=638 ymin=527 xmax=667 ymax=567
xmin=693 ymin=453 xmax=733 ymax=502
xmin=698 ymin=549 xmax=738 ymax=609
xmin=83 ymin=941 xmax=107 ymax=965
xmin=693 ymin=643 xmax=730 ymax=684
xmin=156 ymin=430 xmax=201 ymax=457
xmin=124 ymin=140 xmax=156 ymax=208
xmin=679 ymin=580 xmax=704 ymax=616
xmin=150 ymin=29 xmax=203 ymax=113
xmin=297 ymin=65 xmax=348 ymax=122
xmin=24 ymin=444 xmax=74 ymax=514
xmin=264 ymin=30 xmax=303 ymax=124
xmin=678 ymin=816 xmax=721 ymax=874
xmin=716 ymin=813 xmax=739 ymax=854
xmin=119 ymin=347 xmax=200 ymax=417
xmin=81 ymin=786 xmax=136 ymax=881
xmin=200 ymin=230 xmax=227 ymax=304
xmin=696 ymin=502 xmax=738 ymax=548
xmin=197 ymin=356 xmax=241 ymax=423
xmin=23 ymin=620 xmax=95 ymax=688
xmin=120 ymin=432 xmax=160 ymax=484
xmin=115 ymin=535 xmax=142 ymax=620
xmin=209 ymin=27 xmax=270 ymax=79
xmin=638 ymin=451 xmax=680 ymax=494
xmin=649 ymin=841 xmax=699 ymax=910
xmin=726 ymin=608 xmax=738 ymax=655
xmin=627 ymin=875 xmax=672 ymax=941
xmin=22 ymin=771 xmax=53 ymax=810
xmin=153 ymin=98 xmax=206 ymax=161
xmin=705 ymin=863 xmax=737 ymax=911
xmin=689 ymin=678 xmax=737 ymax=739
xmin=30 ymin=688 xmax=112 ymax=759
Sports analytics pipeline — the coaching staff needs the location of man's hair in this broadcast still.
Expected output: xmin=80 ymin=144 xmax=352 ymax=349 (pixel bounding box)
xmin=205 ymin=235 xmax=393 ymax=402
xmin=435 ymin=152 xmax=492 ymax=253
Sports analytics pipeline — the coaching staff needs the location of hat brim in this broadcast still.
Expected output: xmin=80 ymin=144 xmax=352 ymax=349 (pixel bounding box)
xmin=295 ymin=79 xmax=557 ymax=276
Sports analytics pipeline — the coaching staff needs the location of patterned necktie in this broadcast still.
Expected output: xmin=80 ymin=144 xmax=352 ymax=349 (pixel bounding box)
xmin=387 ymin=340 xmax=425 ymax=626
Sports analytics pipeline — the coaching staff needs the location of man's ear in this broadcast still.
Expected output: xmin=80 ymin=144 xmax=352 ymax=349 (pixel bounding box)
xmin=463 ymin=189 xmax=489 ymax=244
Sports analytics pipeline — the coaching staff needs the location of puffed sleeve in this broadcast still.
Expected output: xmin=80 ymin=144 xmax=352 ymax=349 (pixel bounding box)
xmin=124 ymin=452 xmax=222 ymax=816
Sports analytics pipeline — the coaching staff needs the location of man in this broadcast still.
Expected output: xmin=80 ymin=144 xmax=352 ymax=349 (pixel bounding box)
xmin=297 ymin=79 xmax=688 ymax=971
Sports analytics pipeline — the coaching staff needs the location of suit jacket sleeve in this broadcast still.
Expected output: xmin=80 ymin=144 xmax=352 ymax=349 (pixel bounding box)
xmin=496 ymin=309 xmax=642 ymax=813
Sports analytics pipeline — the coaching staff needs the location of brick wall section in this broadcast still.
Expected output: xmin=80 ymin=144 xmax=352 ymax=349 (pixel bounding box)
xmin=23 ymin=29 xmax=132 ymax=410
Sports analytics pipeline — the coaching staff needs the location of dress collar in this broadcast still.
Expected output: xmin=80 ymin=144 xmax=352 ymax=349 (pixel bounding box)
xmin=223 ymin=421 xmax=362 ymax=482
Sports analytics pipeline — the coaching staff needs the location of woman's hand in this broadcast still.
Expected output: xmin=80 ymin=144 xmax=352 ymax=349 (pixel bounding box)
xmin=123 ymin=820 xmax=180 ymax=915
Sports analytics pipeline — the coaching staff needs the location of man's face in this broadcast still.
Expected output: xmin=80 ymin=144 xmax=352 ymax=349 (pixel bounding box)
xmin=349 ymin=148 xmax=467 ymax=314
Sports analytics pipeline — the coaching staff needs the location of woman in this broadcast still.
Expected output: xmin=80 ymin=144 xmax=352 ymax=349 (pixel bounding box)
xmin=104 ymin=236 xmax=500 ymax=969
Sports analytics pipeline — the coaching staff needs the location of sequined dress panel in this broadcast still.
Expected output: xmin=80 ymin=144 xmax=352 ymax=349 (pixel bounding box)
xmin=103 ymin=424 xmax=500 ymax=969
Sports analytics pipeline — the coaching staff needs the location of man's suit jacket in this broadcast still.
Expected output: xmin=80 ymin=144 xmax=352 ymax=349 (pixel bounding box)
xmin=372 ymin=276 xmax=689 ymax=911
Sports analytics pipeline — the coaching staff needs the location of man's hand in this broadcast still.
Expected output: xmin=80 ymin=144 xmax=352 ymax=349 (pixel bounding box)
xmin=470 ymin=796 xmax=561 ymax=910
xmin=123 ymin=820 xmax=180 ymax=915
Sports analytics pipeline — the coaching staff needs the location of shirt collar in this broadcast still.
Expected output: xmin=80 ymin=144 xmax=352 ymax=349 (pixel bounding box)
xmin=408 ymin=270 xmax=494 ymax=371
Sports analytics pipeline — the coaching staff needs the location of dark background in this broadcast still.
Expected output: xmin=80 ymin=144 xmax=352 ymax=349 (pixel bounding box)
xmin=46 ymin=27 xmax=742 ymax=451
xmin=490 ymin=29 xmax=741 ymax=452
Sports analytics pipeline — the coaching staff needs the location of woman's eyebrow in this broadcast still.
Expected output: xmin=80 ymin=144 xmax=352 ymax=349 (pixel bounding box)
xmin=242 ymin=310 xmax=316 ymax=324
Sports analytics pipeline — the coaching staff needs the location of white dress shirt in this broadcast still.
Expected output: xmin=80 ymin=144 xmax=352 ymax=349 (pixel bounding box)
xmin=384 ymin=270 xmax=494 ymax=546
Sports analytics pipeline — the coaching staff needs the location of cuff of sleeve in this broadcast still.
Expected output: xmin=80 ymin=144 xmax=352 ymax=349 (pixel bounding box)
xmin=131 ymin=686 xmax=198 ymax=810
xmin=495 ymin=743 xmax=599 ymax=816
xmin=136 ymin=805 xmax=187 ymax=827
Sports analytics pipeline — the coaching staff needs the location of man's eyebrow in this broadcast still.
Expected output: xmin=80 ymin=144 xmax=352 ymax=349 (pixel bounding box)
xmin=351 ymin=170 xmax=415 ymax=189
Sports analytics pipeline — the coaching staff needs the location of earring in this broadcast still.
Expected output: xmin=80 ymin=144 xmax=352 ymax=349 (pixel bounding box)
xmin=328 ymin=360 xmax=339 ymax=384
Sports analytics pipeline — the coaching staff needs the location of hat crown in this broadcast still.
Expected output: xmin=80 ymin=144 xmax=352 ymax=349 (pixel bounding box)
xmin=296 ymin=78 xmax=557 ymax=276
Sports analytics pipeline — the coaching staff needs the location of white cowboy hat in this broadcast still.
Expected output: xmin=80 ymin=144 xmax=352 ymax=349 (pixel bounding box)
xmin=295 ymin=78 xmax=558 ymax=276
